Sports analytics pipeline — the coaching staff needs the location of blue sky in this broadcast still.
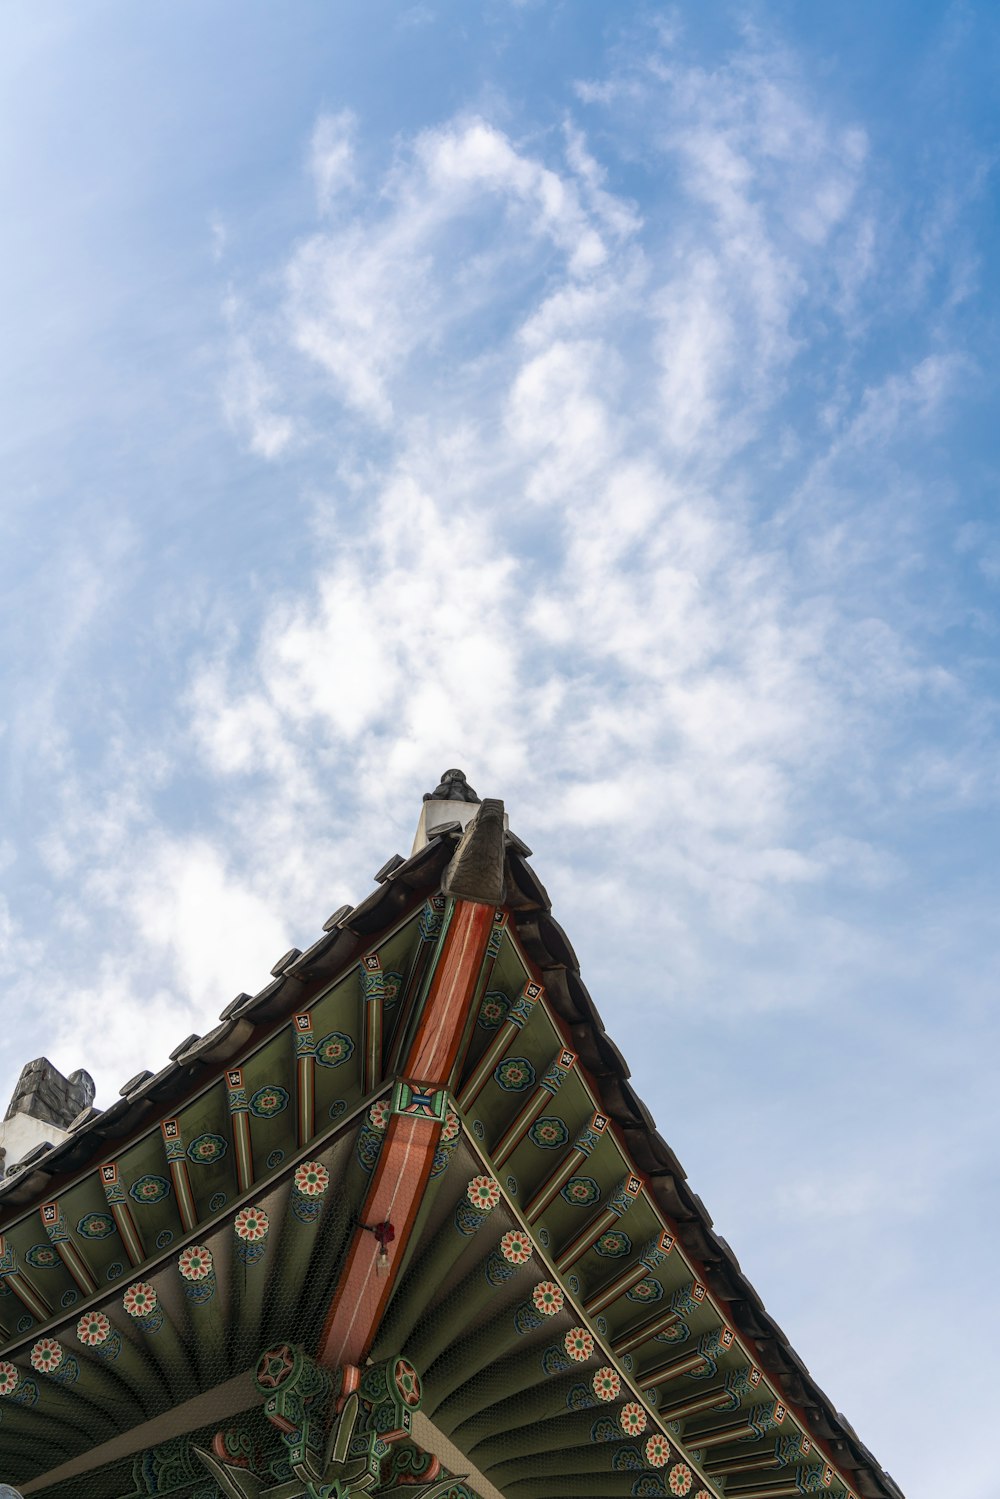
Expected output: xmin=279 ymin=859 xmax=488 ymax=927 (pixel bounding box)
xmin=2 ymin=4 xmax=998 ymax=1494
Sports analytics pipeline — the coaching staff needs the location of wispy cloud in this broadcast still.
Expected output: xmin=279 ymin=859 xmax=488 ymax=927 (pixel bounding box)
xmin=35 ymin=25 xmax=986 ymax=1089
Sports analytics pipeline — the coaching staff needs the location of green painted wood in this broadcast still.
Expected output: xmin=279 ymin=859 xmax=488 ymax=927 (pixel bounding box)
xmin=177 ymin=1244 xmax=227 ymax=1386
xmin=369 ymin=1194 xmax=494 ymax=1363
xmin=228 ymin=1204 xmax=272 ymax=1373
xmin=424 ymin=1330 xmax=569 ymax=1432
xmin=73 ymin=1306 xmax=171 ymax=1417
xmin=446 ymin=1366 xmax=612 ymax=1448
xmin=488 ymin=1436 xmax=656 ymax=1485
xmin=0 ymin=1358 xmax=103 ymax=1447
xmin=31 ymin=1334 xmax=144 ymax=1432
xmin=419 ymin=1282 xmax=564 ymax=1412
xmin=401 ymin=1242 xmax=517 ymax=1376
xmin=499 ymin=1470 xmax=690 ymax=1499
xmin=119 ymin=1280 xmax=198 ymax=1406
xmin=259 ymin=1162 xmax=332 ymax=1350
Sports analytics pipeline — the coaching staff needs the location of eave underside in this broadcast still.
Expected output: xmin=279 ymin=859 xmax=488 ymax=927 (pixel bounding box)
xmin=0 ymin=825 xmax=900 ymax=1499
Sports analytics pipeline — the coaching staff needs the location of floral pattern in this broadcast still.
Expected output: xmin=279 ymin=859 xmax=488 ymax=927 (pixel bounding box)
xmin=178 ymin=1245 xmax=214 ymax=1282
xmin=0 ymin=1360 xmax=19 ymax=1396
xmin=441 ymin=1109 xmax=461 ymax=1144
xmin=593 ymin=1366 xmax=621 ymax=1402
xmin=294 ymin=1161 xmax=329 ymax=1197
xmin=30 ymin=1338 xmax=63 ymax=1374
xmin=24 ymin=1244 xmax=58 ymax=1269
xmin=565 ymin=1326 xmax=595 ymax=1362
xmin=500 ymin=1228 xmax=532 ymax=1265
xmin=528 ymin=1115 xmax=569 ymax=1149
xmin=123 ymin=1282 xmax=158 ymax=1319
xmin=315 ymin=1031 xmax=355 ymax=1068
xmin=494 ymin=1056 xmax=535 ymax=1092
xmin=368 ymin=1098 xmax=391 ymax=1132
xmin=595 ymin=1229 xmax=632 ymax=1258
xmin=620 ymin=1401 xmax=648 ymax=1435
xmin=467 ymin=1175 xmax=501 ymax=1211
xmin=561 ymin=1176 xmax=601 ymax=1207
xmin=668 ymin=1463 xmax=693 ymax=1496
xmin=532 ymin=1281 xmax=564 ymax=1316
xmin=478 ymin=991 xmax=509 ymax=1028
xmin=235 ymin=1206 xmax=269 ymax=1242
xmin=77 ymin=1311 xmax=112 ymax=1346
xmin=187 ymin=1132 xmax=228 ymax=1165
xmin=656 ymin=1321 xmax=690 ymax=1344
xmin=250 ymin=1084 xmax=289 ymax=1118
xmin=627 ymin=1277 xmax=664 ymax=1303
xmin=645 ymin=1434 xmax=671 ymax=1468
xmin=383 ymin=971 xmax=404 ymax=1007
xmin=129 ymin=1174 xmax=171 ymax=1204
xmin=76 ymin=1212 xmax=116 ymax=1240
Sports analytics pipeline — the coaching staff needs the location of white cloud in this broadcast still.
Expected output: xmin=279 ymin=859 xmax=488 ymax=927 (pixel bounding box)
xmin=310 ymin=110 xmax=357 ymax=213
xmin=10 ymin=14 xmax=989 ymax=1198
xmin=222 ymin=327 xmax=295 ymax=458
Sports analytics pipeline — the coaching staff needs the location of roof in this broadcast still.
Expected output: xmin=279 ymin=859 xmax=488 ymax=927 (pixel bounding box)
xmin=0 ymin=794 xmax=902 ymax=1499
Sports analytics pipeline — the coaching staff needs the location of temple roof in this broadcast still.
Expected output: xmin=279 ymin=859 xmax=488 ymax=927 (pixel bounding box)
xmin=0 ymin=783 xmax=901 ymax=1499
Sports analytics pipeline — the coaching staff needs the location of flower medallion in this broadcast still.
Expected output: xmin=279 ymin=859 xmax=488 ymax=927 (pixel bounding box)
xmin=627 ymin=1277 xmax=663 ymax=1303
xmin=668 ymin=1463 xmax=693 ymax=1496
xmin=478 ymin=992 xmax=509 ymax=1029
xmin=595 ymin=1229 xmax=632 ymax=1258
xmin=500 ymin=1228 xmax=532 ymax=1265
xmin=593 ymin=1366 xmax=621 ymax=1402
xmin=77 ymin=1311 xmax=112 ymax=1346
xmin=187 ymin=1132 xmax=228 ymax=1165
xmin=123 ymin=1282 xmax=157 ymax=1319
xmin=565 ymin=1327 xmax=595 ymax=1362
xmin=645 ymin=1434 xmax=671 ymax=1468
xmin=129 ymin=1173 xmax=171 ymax=1205
xmin=235 ymin=1205 xmax=269 ymax=1242
xmin=76 ymin=1212 xmax=116 ymax=1240
xmin=528 ymin=1115 xmax=569 ymax=1149
xmin=178 ymin=1244 xmax=213 ymax=1282
xmin=561 ymin=1176 xmax=601 ymax=1207
xmin=294 ymin=1160 xmax=330 ymax=1197
xmin=24 ymin=1244 xmax=59 ymax=1269
xmin=315 ymin=1031 xmax=355 ymax=1068
xmin=494 ymin=1057 xmax=535 ymax=1092
xmin=30 ymin=1338 xmax=63 ymax=1374
xmin=467 ymin=1175 xmax=501 ymax=1212
xmin=250 ymin=1085 xmax=289 ymax=1118
xmin=620 ymin=1401 xmax=648 ymax=1435
xmin=532 ymin=1281 xmax=564 ymax=1316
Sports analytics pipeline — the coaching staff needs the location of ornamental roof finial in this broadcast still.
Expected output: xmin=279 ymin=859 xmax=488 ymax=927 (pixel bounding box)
xmin=423 ymin=768 xmax=480 ymax=804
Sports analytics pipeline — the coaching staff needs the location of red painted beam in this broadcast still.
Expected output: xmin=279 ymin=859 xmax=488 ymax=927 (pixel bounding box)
xmin=316 ymin=896 xmax=496 ymax=1371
